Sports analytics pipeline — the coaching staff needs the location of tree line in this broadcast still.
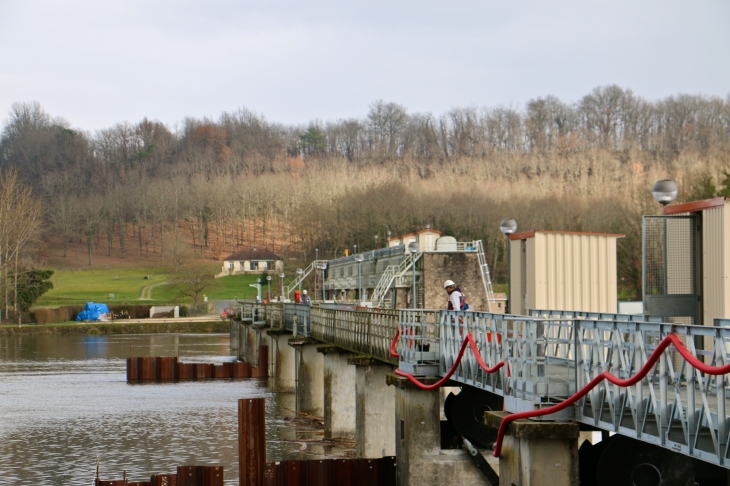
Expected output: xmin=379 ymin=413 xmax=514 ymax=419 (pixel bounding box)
xmin=0 ymin=85 xmax=729 ymax=300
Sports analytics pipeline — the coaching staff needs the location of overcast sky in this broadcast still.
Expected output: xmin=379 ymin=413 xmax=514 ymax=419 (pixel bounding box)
xmin=1 ymin=1 xmax=728 ymax=132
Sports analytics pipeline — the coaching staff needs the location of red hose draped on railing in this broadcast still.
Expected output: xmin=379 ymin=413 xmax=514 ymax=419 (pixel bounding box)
xmin=390 ymin=329 xmax=730 ymax=458
xmin=390 ymin=329 xmax=504 ymax=390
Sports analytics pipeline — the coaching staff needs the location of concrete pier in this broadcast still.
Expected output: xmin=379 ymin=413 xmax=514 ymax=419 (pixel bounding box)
xmin=242 ymin=323 xmax=259 ymax=364
xmin=266 ymin=330 xmax=296 ymax=393
xmin=388 ymin=374 xmax=487 ymax=486
xmin=318 ymin=346 xmax=356 ymax=438
xmin=290 ymin=338 xmax=324 ymax=416
xmin=485 ymin=411 xmax=579 ymax=486
xmin=350 ymin=357 xmax=396 ymax=458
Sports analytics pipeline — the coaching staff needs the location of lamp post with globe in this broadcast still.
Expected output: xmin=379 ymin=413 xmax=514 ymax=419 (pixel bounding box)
xmin=500 ymin=218 xmax=518 ymax=314
xmin=408 ymin=241 xmax=419 ymax=308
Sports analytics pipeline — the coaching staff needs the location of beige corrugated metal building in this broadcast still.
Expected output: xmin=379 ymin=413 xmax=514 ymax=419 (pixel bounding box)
xmin=508 ymin=230 xmax=624 ymax=315
xmin=664 ymin=197 xmax=730 ymax=326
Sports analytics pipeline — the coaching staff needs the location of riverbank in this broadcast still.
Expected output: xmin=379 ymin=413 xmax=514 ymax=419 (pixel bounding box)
xmin=0 ymin=319 xmax=229 ymax=336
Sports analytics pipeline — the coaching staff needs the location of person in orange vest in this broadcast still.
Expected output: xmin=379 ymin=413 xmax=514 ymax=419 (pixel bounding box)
xmin=294 ymin=289 xmax=301 ymax=303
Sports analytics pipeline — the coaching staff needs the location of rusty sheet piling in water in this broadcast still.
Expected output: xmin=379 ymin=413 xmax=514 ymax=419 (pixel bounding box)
xmin=150 ymin=473 xmax=177 ymax=485
xmin=239 ymin=397 xmax=266 ymax=486
xmin=262 ymin=458 xmax=397 ymax=486
xmin=98 ymin=466 xmax=221 ymax=486
xmin=156 ymin=357 xmax=178 ymax=380
xmin=177 ymin=465 xmax=224 ymax=486
xmin=127 ymin=345 xmax=268 ymax=382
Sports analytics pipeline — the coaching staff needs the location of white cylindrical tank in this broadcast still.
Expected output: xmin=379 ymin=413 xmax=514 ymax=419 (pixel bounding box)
xmin=436 ymin=236 xmax=457 ymax=252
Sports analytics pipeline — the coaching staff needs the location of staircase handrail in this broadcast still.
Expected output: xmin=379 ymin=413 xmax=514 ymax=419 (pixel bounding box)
xmin=285 ymin=260 xmax=328 ymax=298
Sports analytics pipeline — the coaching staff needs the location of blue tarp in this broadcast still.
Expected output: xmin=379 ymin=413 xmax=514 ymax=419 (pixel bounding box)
xmin=76 ymin=302 xmax=111 ymax=321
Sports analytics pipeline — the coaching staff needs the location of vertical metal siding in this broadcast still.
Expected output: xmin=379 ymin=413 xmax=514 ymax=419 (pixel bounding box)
xmin=510 ymin=238 xmax=524 ymax=314
xmin=703 ymin=205 xmax=726 ymax=325
xmin=527 ymin=237 xmax=539 ymax=312
xmin=530 ymin=232 xmax=619 ymax=314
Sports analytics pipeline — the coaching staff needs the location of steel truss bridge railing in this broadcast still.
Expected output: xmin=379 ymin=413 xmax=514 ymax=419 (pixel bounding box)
xmin=310 ymin=306 xmax=399 ymax=364
xmin=396 ymin=309 xmax=730 ymax=468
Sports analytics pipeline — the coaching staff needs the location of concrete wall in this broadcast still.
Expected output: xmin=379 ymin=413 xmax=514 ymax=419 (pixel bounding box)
xmin=321 ymin=348 xmax=356 ymax=438
xmin=268 ymin=332 xmax=296 ymax=393
xmin=149 ymin=305 xmax=179 ymax=318
xmin=392 ymin=376 xmax=488 ymax=486
xmin=296 ymin=342 xmax=324 ymax=416
xmin=423 ymin=252 xmax=485 ymax=311
xmin=353 ymin=361 xmax=395 ymax=458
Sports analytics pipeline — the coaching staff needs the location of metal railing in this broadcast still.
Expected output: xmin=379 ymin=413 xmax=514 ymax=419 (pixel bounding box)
xmin=310 ymin=306 xmax=399 ymax=364
xmin=398 ymin=310 xmax=576 ymax=405
xmin=530 ymin=308 xmax=663 ymax=323
xmin=395 ymin=309 xmax=730 ymax=467
xmin=267 ymin=303 xmax=285 ymax=329
xmin=575 ymin=319 xmax=730 ymax=467
xmin=242 ymin=302 xmax=267 ymax=322
xmin=284 ymin=303 xmax=311 ymax=336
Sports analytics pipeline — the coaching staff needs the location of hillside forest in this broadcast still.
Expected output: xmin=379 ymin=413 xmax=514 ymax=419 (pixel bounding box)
xmin=1 ymin=84 xmax=730 ymax=306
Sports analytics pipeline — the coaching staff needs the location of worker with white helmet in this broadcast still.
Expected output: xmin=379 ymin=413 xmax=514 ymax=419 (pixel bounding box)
xmin=444 ymin=280 xmax=467 ymax=311
xmin=301 ymin=289 xmax=312 ymax=305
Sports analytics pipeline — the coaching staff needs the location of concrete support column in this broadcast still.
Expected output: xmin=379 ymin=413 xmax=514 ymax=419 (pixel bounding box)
xmin=290 ymin=339 xmax=324 ymax=416
xmin=230 ymin=320 xmax=239 ymax=353
xmin=389 ymin=374 xmax=486 ymax=486
xmin=318 ymin=346 xmax=356 ymax=438
xmin=243 ymin=324 xmax=258 ymax=364
xmin=266 ymin=330 xmax=295 ymax=393
xmin=350 ymin=357 xmax=395 ymax=458
xmin=485 ymin=411 xmax=579 ymax=486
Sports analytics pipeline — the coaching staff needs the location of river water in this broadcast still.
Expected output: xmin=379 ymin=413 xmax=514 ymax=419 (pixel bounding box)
xmin=0 ymin=333 xmax=332 ymax=485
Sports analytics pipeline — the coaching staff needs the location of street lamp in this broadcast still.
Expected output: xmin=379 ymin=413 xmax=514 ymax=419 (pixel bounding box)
xmin=500 ymin=218 xmax=518 ymax=314
xmin=296 ymin=268 xmax=303 ymax=297
xmin=279 ymin=273 xmax=285 ymax=300
xmin=374 ymin=234 xmax=379 ymax=250
xmin=266 ymin=275 xmax=272 ymax=301
xmin=354 ymin=253 xmax=364 ymax=302
xmin=652 ymin=179 xmax=678 ymax=207
xmin=408 ymin=241 xmax=419 ymax=308
xmin=316 ymin=261 xmax=328 ymax=302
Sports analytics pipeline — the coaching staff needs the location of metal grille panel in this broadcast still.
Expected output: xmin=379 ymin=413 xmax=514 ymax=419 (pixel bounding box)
xmin=642 ymin=216 xmax=698 ymax=321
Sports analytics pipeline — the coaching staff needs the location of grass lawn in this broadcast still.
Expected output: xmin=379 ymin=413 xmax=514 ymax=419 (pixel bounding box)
xmin=153 ymin=273 xmax=265 ymax=303
xmin=36 ymin=265 xmax=273 ymax=307
xmin=36 ymin=267 xmax=174 ymax=306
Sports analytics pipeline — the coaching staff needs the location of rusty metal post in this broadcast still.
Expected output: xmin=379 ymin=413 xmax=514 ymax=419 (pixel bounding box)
xmin=238 ymin=398 xmax=265 ymax=486
xmin=177 ymin=362 xmax=193 ymax=380
xmin=157 ymin=357 xmax=177 ymax=381
xmin=127 ymin=357 xmax=139 ymax=381
xmin=150 ymin=474 xmax=177 ymax=485
xmin=139 ymin=357 xmax=156 ymax=381
xmin=258 ymin=345 xmax=269 ymax=378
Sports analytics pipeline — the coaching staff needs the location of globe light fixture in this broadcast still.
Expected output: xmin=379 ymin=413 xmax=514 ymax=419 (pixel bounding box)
xmin=499 ymin=218 xmax=518 ymax=235
xmin=652 ymin=179 xmax=678 ymax=206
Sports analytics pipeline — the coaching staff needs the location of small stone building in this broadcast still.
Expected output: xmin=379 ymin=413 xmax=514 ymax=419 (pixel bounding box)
xmin=219 ymin=248 xmax=284 ymax=276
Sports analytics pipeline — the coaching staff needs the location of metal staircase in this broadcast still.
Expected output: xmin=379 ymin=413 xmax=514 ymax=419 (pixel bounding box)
xmin=285 ymin=260 xmax=328 ymax=298
xmin=372 ymin=251 xmax=423 ymax=308
xmin=475 ymin=240 xmax=496 ymax=312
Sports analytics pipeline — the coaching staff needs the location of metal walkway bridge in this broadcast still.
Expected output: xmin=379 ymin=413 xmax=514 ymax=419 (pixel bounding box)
xmin=237 ymin=302 xmax=730 ymax=469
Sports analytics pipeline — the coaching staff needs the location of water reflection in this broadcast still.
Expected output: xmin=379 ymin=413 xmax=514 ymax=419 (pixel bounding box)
xmin=0 ymin=333 xmax=342 ymax=486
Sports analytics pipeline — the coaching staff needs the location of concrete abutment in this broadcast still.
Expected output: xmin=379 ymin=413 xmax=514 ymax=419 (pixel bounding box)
xmin=318 ymin=346 xmax=356 ymax=439
xmin=388 ymin=374 xmax=488 ymax=486
xmin=349 ymin=357 xmax=396 ymax=458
